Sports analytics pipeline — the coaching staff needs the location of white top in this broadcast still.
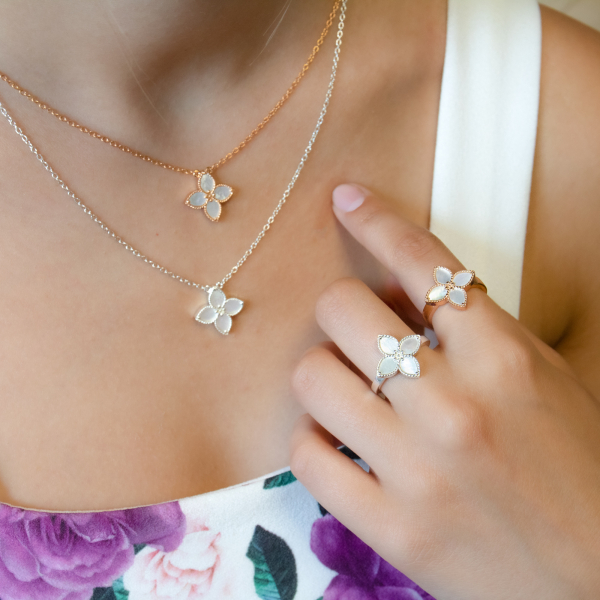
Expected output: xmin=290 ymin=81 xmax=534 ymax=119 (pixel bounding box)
xmin=430 ymin=0 xmax=541 ymax=318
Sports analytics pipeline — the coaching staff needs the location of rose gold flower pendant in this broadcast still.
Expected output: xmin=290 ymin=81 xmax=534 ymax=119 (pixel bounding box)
xmin=185 ymin=171 xmax=233 ymax=222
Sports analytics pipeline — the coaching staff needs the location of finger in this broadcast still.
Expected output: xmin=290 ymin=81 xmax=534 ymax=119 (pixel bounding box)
xmin=382 ymin=273 xmax=425 ymax=329
xmin=292 ymin=345 xmax=400 ymax=468
xmin=315 ymin=277 xmax=438 ymax=402
xmin=290 ymin=413 xmax=384 ymax=529
xmin=518 ymin=323 xmax=577 ymax=377
xmin=332 ymin=184 xmax=495 ymax=342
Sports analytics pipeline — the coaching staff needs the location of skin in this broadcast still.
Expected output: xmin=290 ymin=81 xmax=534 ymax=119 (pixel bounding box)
xmin=0 ymin=3 xmax=598 ymax=591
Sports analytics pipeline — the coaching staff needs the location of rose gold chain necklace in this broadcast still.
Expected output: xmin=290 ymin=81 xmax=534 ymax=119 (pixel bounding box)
xmin=0 ymin=0 xmax=340 ymax=223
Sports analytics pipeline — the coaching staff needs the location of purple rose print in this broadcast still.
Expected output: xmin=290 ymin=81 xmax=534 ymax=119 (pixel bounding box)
xmin=0 ymin=502 xmax=186 ymax=600
xmin=311 ymin=515 xmax=436 ymax=600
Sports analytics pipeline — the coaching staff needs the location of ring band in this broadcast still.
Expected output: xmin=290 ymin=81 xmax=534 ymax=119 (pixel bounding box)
xmin=372 ymin=334 xmax=430 ymax=398
xmin=423 ymin=266 xmax=487 ymax=329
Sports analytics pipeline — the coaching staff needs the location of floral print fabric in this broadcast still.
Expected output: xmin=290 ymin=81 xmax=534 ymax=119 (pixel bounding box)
xmin=0 ymin=466 xmax=435 ymax=600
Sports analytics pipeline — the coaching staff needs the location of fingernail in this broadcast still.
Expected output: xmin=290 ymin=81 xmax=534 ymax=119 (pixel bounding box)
xmin=332 ymin=184 xmax=367 ymax=212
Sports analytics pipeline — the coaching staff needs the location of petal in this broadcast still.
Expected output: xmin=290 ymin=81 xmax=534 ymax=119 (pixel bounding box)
xmin=186 ymin=191 xmax=207 ymax=207
xmin=426 ymin=285 xmax=448 ymax=303
xmin=376 ymin=588 xmax=425 ymax=600
xmin=214 ymin=184 xmax=233 ymax=202
xmin=204 ymin=200 xmax=221 ymax=221
xmin=378 ymin=335 xmax=400 ymax=356
xmin=224 ymin=298 xmax=243 ymax=316
xmin=399 ymin=335 xmax=421 ymax=356
xmin=310 ymin=515 xmax=381 ymax=583
xmin=448 ymin=287 xmax=467 ymax=308
xmin=399 ymin=355 xmax=420 ymax=378
xmin=377 ymin=356 xmax=399 ymax=378
xmin=208 ymin=288 xmax=226 ymax=308
xmin=200 ymin=172 xmax=215 ymax=193
xmin=215 ymin=314 xmax=232 ymax=335
xmin=434 ymin=266 xmax=453 ymax=284
xmin=452 ymin=270 xmax=474 ymax=288
xmin=196 ymin=306 xmax=218 ymax=324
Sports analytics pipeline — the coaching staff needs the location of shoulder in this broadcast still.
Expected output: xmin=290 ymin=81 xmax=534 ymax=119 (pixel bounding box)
xmin=521 ymin=6 xmax=600 ymax=389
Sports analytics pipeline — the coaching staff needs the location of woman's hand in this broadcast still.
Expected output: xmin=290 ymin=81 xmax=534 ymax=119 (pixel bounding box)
xmin=290 ymin=184 xmax=600 ymax=599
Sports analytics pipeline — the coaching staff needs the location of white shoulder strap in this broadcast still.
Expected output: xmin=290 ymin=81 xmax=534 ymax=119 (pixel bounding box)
xmin=430 ymin=0 xmax=542 ymax=318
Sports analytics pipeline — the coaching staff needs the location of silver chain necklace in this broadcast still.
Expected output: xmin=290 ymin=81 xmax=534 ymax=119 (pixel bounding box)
xmin=0 ymin=0 xmax=347 ymax=335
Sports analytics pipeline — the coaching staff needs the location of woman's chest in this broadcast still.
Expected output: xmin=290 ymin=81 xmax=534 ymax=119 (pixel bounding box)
xmin=0 ymin=58 xmax=446 ymax=510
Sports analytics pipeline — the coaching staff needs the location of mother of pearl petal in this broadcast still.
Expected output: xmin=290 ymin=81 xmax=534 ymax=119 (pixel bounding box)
xmin=188 ymin=192 xmax=207 ymax=207
xmin=449 ymin=288 xmax=467 ymax=306
xmin=428 ymin=285 xmax=447 ymax=302
xmin=378 ymin=357 xmax=399 ymax=377
xmin=200 ymin=173 xmax=215 ymax=193
xmin=209 ymin=288 xmax=226 ymax=308
xmin=224 ymin=298 xmax=243 ymax=316
xmin=214 ymin=185 xmax=232 ymax=201
xmin=206 ymin=201 xmax=221 ymax=220
xmin=400 ymin=355 xmax=420 ymax=377
xmin=196 ymin=306 xmax=218 ymax=324
xmin=453 ymin=271 xmax=473 ymax=287
xmin=215 ymin=314 xmax=232 ymax=335
xmin=400 ymin=336 xmax=420 ymax=354
xmin=379 ymin=335 xmax=399 ymax=355
xmin=435 ymin=267 xmax=452 ymax=284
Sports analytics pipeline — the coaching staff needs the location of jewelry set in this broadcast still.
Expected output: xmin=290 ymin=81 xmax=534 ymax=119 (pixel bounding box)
xmin=0 ymin=0 xmax=487 ymax=399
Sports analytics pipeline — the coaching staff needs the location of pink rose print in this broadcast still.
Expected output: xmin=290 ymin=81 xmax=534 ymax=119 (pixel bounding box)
xmin=123 ymin=512 xmax=221 ymax=599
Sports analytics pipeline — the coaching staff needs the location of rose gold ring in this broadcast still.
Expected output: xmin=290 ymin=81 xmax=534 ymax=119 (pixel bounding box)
xmin=372 ymin=334 xmax=431 ymax=398
xmin=423 ymin=266 xmax=487 ymax=329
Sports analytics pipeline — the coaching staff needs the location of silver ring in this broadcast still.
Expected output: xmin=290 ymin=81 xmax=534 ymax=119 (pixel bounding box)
xmin=371 ymin=334 xmax=430 ymax=397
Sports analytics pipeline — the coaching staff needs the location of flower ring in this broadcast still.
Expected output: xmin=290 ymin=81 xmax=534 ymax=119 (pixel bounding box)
xmin=371 ymin=334 xmax=430 ymax=398
xmin=422 ymin=266 xmax=488 ymax=329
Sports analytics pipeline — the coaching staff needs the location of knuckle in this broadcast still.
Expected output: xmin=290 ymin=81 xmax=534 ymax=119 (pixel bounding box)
xmin=489 ymin=334 xmax=539 ymax=387
xmin=386 ymin=228 xmax=445 ymax=269
xmin=289 ymin=433 xmax=318 ymax=482
xmin=316 ymin=278 xmax=364 ymax=324
xmin=292 ymin=348 xmax=322 ymax=391
xmin=433 ymin=399 xmax=490 ymax=453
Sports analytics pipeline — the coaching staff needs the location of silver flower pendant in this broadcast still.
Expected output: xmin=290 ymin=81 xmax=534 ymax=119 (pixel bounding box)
xmin=195 ymin=287 xmax=244 ymax=335
xmin=185 ymin=171 xmax=233 ymax=222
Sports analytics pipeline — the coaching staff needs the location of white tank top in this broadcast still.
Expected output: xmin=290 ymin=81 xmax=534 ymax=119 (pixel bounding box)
xmin=0 ymin=2 xmax=542 ymax=600
xmin=431 ymin=0 xmax=541 ymax=318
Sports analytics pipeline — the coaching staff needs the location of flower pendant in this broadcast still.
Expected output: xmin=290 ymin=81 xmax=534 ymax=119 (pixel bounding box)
xmin=185 ymin=171 xmax=233 ymax=222
xmin=195 ymin=287 xmax=244 ymax=335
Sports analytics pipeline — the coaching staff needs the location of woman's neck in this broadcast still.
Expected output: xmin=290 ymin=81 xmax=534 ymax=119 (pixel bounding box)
xmin=0 ymin=0 xmax=334 ymax=154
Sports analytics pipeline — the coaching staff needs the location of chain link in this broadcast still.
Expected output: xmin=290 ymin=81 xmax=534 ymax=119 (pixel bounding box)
xmin=0 ymin=0 xmax=341 ymax=177
xmin=0 ymin=0 xmax=347 ymax=292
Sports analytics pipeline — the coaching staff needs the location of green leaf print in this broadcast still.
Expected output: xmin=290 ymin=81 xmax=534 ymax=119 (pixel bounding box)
xmin=263 ymin=470 xmax=297 ymax=489
xmin=91 ymin=588 xmax=116 ymax=600
xmin=246 ymin=525 xmax=298 ymax=600
xmin=112 ymin=576 xmax=129 ymax=600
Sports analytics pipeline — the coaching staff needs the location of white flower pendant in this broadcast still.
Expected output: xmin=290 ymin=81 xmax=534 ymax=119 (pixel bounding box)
xmin=185 ymin=171 xmax=233 ymax=222
xmin=376 ymin=334 xmax=423 ymax=379
xmin=195 ymin=287 xmax=244 ymax=335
